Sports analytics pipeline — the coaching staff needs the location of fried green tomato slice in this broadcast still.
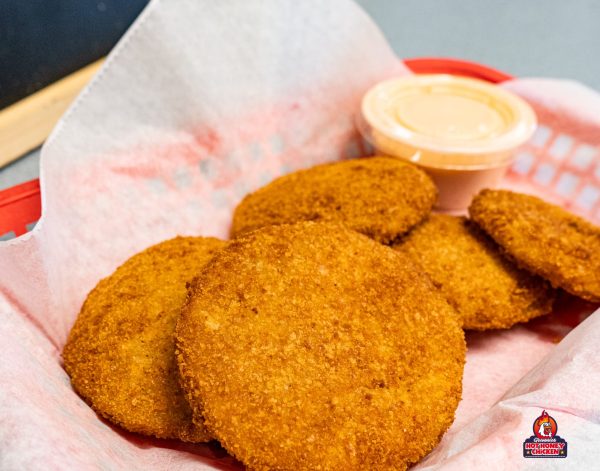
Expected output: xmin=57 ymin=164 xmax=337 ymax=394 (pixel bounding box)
xmin=470 ymin=189 xmax=600 ymax=302
xmin=177 ymin=222 xmax=465 ymax=471
xmin=394 ymin=214 xmax=555 ymax=330
xmin=63 ymin=236 xmax=225 ymax=442
xmin=230 ymin=156 xmax=437 ymax=243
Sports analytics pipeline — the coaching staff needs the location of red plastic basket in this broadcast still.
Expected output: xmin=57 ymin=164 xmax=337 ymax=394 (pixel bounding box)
xmin=0 ymin=179 xmax=41 ymax=238
xmin=0 ymin=57 xmax=512 ymax=239
xmin=404 ymin=57 xmax=512 ymax=83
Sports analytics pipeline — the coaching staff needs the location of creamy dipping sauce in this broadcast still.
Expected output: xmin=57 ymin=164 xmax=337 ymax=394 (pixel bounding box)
xmin=358 ymin=75 xmax=537 ymax=209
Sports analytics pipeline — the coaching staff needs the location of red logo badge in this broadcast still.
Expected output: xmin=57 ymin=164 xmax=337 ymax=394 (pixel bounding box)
xmin=523 ymin=410 xmax=567 ymax=458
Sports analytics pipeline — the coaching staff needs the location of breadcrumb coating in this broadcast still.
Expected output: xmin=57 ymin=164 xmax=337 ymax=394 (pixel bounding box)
xmin=470 ymin=189 xmax=600 ymax=302
xmin=394 ymin=214 xmax=555 ymax=330
xmin=63 ymin=236 xmax=225 ymax=442
xmin=177 ymin=222 xmax=465 ymax=470
xmin=230 ymin=157 xmax=437 ymax=243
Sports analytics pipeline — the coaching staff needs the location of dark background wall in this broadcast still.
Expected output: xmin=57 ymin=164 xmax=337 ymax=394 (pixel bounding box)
xmin=0 ymin=0 xmax=148 ymax=109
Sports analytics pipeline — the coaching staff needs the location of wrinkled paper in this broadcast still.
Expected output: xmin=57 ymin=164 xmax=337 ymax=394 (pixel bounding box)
xmin=1 ymin=0 xmax=598 ymax=469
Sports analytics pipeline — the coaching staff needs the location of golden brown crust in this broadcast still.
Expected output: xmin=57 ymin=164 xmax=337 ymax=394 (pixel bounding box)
xmin=63 ymin=236 xmax=225 ymax=442
xmin=230 ymin=157 xmax=437 ymax=243
xmin=469 ymin=189 xmax=600 ymax=302
xmin=177 ymin=222 xmax=465 ymax=470
xmin=394 ymin=214 xmax=555 ymax=330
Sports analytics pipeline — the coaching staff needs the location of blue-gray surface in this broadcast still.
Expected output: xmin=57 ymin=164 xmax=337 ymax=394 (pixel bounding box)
xmin=0 ymin=148 xmax=40 ymax=191
xmin=356 ymin=0 xmax=600 ymax=87
xmin=2 ymin=0 xmax=599 ymax=190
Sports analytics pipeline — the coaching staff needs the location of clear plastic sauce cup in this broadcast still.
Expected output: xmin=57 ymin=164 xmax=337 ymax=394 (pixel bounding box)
xmin=358 ymin=74 xmax=537 ymax=210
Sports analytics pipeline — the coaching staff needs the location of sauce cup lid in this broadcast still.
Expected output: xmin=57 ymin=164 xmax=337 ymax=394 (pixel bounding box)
xmin=359 ymin=74 xmax=537 ymax=169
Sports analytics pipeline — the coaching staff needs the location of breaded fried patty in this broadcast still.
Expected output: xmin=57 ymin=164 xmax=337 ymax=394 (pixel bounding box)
xmin=63 ymin=236 xmax=225 ymax=442
xmin=394 ymin=214 xmax=555 ymax=330
xmin=177 ymin=222 xmax=465 ymax=470
xmin=230 ymin=157 xmax=437 ymax=243
xmin=470 ymin=189 xmax=600 ymax=302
